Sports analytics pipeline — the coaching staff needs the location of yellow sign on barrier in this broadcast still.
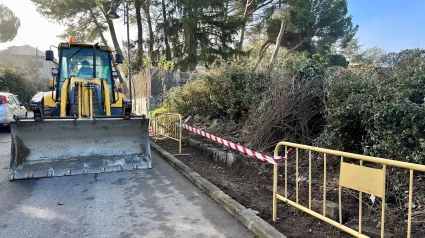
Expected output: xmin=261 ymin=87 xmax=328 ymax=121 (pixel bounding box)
xmin=340 ymin=162 xmax=385 ymax=198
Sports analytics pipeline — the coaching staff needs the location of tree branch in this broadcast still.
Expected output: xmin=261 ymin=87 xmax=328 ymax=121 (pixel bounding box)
xmin=268 ymin=20 xmax=286 ymax=71
xmin=248 ymin=0 xmax=275 ymax=16
xmin=253 ymin=38 xmax=274 ymax=70
xmin=283 ymin=37 xmax=306 ymax=59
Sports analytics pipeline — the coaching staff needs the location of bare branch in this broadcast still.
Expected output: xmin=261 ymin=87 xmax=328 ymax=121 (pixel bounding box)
xmin=248 ymin=0 xmax=275 ymax=16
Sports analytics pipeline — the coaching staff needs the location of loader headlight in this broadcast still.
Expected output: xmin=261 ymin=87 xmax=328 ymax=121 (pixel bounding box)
xmin=61 ymin=43 xmax=70 ymax=48
xmin=112 ymin=71 xmax=118 ymax=77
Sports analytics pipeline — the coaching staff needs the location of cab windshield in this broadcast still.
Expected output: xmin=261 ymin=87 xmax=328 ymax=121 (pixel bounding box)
xmin=58 ymin=46 xmax=113 ymax=98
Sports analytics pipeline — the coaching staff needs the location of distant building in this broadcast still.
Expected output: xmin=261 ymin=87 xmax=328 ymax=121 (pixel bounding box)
xmin=0 ymin=45 xmax=52 ymax=79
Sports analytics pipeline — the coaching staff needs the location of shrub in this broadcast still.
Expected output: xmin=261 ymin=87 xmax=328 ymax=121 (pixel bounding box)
xmin=165 ymin=59 xmax=271 ymax=122
xmin=165 ymin=79 xmax=212 ymax=116
xmin=202 ymin=60 xmax=271 ymax=121
xmin=0 ymin=68 xmax=44 ymax=105
xmin=316 ymin=49 xmax=425 ymax=163
xmin=243 ymin=56 xmax=326 ymax=151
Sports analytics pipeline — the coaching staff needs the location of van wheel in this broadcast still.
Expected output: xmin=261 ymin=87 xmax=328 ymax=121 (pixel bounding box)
xmin=6 ymin=126 xmax=11 ymax=133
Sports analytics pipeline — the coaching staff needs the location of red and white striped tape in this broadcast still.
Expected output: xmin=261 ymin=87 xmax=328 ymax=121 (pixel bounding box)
xmin=180 ymin=124 xmax=291 ymax=165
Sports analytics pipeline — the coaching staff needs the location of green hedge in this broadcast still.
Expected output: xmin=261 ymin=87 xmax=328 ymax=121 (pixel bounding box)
xmin=165 ymin=60 xmax=271 ymax=122
xmin=0 ymin=68 xmax=45 ymax=105
xmin=317 ymin=49 xmax=425 ymax=163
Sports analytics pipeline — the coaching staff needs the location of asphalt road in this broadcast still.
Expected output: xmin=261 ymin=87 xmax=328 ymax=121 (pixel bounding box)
xmin=0 ymin=131 xmax=254 ymax=238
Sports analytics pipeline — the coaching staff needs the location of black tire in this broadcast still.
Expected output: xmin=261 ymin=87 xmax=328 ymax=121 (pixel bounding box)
xmin=10 ymin=137 xmax=15 ymax=169
xmin=44 ymin=107 xmax=52 ymax=117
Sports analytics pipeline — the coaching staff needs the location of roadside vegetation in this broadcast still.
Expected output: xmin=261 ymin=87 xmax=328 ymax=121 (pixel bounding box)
xmin=0 ymin=68 xmax=45 ymax=105
xmin=0 ymin=4 xmax=44 ymax=104
xmin=160 ymin=49 xmax=425 ymax=166
xmin=3 ymin=0 xmax=424 ymax=232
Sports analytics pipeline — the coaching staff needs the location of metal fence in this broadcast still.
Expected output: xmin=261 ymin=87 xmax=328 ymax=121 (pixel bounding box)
xmin=152 ymin=112 xmax=182 ymax=154
xmin=273 ymin=141 xmax=425 ymax=238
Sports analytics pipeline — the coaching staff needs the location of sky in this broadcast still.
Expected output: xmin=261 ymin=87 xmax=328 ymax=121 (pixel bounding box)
xmin=0 ymin=0 xmax=425 ymax=53
xmin=347 ymin=0 xmax=425 ymax=52
xmin=0 ymin=0 xmax=132 ymax=52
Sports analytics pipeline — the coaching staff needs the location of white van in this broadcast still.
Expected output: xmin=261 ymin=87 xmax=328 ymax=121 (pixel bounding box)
xmin=0 ymin=92 xmax=27 ymax=132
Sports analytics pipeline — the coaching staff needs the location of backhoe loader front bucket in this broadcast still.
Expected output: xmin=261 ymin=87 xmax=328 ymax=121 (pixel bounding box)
xmin=9 ymin=117 xmax=151 ymax=180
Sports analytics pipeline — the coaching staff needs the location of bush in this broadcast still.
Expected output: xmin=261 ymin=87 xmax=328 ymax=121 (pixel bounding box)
xmin=0 ymin=68 xmax=44 ymax=105
xmin=316 ymin=49 xmax=425 ymax=163
xmin=165 ymin=59 xmax=271 ymax=122
xmin=243 ymin=56 xmax=326 ymax=151
xmin=165 ymin=79 xmax=212 ymax=116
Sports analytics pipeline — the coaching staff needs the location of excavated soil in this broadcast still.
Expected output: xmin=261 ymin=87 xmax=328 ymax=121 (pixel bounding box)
xmin=154 ymin=135 xmax=425 ymax=238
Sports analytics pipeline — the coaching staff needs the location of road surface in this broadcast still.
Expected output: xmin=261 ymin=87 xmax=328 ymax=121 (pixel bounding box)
xmin=0 ymin=131 xmax=254 ymax=238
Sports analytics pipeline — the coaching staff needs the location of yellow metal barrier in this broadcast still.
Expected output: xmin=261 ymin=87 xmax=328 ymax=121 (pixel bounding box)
xmin=153 ymin=112 xmax=182 ymax=154
xmin=273 ymin=141 xmax=425 ymax=238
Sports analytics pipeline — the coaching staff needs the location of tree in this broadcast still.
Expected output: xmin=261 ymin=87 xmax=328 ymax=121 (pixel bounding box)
xmin=134 ymin=0 xmax=146 ymax=70
xmin=237 ymin=0 xmax=276 ymax=52
xmin=0 ymin=68 xmax=44 ymax=104
xmin=160 ymin=0 xmax=172 ymax=61
xmin=255 ymin=0 xmax=358 ymax=69
xmin=142 ymin=0 xmax=156 ymax=64
xmin=0 ymin=4 xmax=21 ymax=43
xmin=173 ymin=0 xmax=244 ymax=71
xmin=268 ymin=0 xmax=285 ymax=70
xmin=31 ymin=0 xmax=127 ymax=87
xmin=362 ymin=47 xmax=385 ymax=64
xmin=337 ymin=38 xmax=386 ymax=64
xmin=319 ymin=49 xmax=425 ymax=164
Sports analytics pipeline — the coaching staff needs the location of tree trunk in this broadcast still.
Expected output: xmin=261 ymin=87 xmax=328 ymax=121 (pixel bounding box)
xmin=186 ymin=7 xmax=198 ymax=71
xmin=89 ymin=9 xmax=107 ymax=45
xmin=105 ymin=20 xmax=122 ymax=55
xmin=161 ymin=0 xmax=172 ymax=61
xmin=135 ymin=0 xmax=144 ymax=59
xmin=97 ymin=3 xmax=123 ymax=55
xmin=239 ymin=0 xmax=253 ymax=53
xmin=268 ymin=20 xmax=286 ymax=71
xmin=143 ymin=1 xmax=155 ymax=65
xmin=253 ymin=38 xmax=274 ymax=70
xmin=97 ymin=3 xmax=127 ymax=94
xmin=277 ymin=38 xmax=307 ymax=68
xmin=219 ymin=0 xmax=229 ymax=52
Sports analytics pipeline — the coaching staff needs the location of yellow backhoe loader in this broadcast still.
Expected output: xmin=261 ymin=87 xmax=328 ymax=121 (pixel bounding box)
xmin=9 ymin=39 xmax=151 ymax=180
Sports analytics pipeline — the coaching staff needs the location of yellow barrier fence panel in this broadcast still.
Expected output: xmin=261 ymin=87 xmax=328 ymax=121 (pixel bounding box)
xmin=153 ymin=112 xmax=182 ymax=154
xmin=273 ymin=141 xmax=425 ymax=238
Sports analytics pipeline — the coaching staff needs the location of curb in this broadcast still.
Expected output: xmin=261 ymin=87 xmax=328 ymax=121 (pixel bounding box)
xmin=150 ymin=141 xmax=286 ymax=238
